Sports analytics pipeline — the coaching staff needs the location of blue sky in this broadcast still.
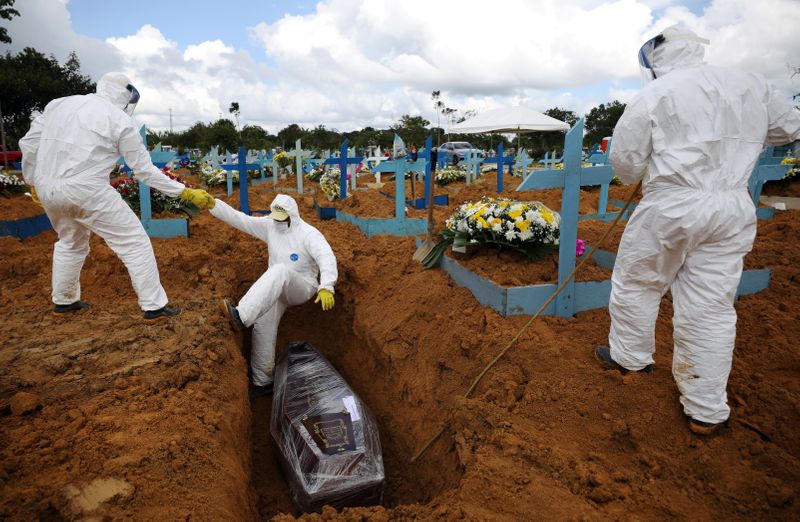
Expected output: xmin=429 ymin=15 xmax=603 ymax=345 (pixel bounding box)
xmin=4 ymin=0 xmax=798 ymax=133
xmin=68 ymin=0 xmax=316 ymax=55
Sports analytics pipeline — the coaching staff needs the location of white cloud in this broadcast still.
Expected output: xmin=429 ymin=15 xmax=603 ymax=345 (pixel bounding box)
xmin=3 ymin=0 xmax=121 ymax=77
xmin=3 ymin=0 xmax=799 ymax=134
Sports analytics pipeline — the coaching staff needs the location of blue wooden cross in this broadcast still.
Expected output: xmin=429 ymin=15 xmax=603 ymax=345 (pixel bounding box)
xmin=463 ymin=150 xmax=484 ymax=185
xmin=221 ymin=147 xmax=263 ymax=214
xmin=250 ymin=150 xmax=273 ymax=186
xmin=219 ymin=150 xmax=263 ymax=199
xmin=323 ymin=139 xmax=364 ymax=200
xmin=514 ymin=149 xmax=533 ymax=179
xmin=203 ymin=146 xmax=220 ymax=167
xmin=538 ymin=149 xmax=563 ymax=167
xmin=134 ymin=125 xmax=188 ymax=238
xmin=482 ymin=142 xmax=514 ymax=192
xmin=304 ymin=157 xmax=323 ymax=175
xmin=286 ymin=139 xmax=314 ymax=193
xmin=371 ymin=158 xmax=423 ymax=219
xmin=516 ymin=119 xmax=615 ymax=317
xmin=375 ymin=135 xmax=442 ymax=212
xmin=584 ymin=138 xmax=613 ymax=218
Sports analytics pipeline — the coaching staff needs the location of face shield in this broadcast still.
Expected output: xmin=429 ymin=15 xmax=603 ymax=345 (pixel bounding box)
xmin=124 ymin=83 xmax=140 ymax=116
xmin=638 ymin=26 xmax=709 ymax=84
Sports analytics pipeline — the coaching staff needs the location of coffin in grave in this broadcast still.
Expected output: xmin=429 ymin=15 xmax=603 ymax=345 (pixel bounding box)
xmin=270 ymin=341 xmax=385 ymax=513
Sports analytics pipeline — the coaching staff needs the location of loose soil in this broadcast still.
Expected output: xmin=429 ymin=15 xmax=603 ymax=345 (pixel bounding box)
xmin=1 ymin=174 xmax=799 ymax=520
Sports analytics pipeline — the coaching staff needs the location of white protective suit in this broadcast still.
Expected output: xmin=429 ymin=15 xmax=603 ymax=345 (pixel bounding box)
xmin=210 ymin=194 xmax=338 ymax=386
xmin=608 ymin=28 xmax=800 ymax=424
xmin=18 ymin=73 xmax=186 ymax=311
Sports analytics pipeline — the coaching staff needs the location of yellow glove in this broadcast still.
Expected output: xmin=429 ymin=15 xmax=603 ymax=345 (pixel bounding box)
xmin=314 ymin=289 xmax=335 ymax=311
xmin=180 ymin=188 xmax=216 ymax=210
xmin=30 ymin=186 xmax=42 ymax=207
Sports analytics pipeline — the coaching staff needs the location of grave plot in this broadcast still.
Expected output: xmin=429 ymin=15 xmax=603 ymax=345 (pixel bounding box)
xmin=0 ymin=188 xmax=50 ymax=239
xmin=426 ymin=120 xmax=778 ymax=317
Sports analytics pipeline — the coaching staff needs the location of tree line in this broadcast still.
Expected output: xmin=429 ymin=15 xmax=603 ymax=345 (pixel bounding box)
xmin=1 ymin=47 xmax=626 ymax=159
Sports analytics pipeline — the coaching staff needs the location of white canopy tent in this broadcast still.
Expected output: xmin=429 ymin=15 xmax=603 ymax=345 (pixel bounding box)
xmin=450 ymin=106 xmax=570 ymax=134
xmin=450 ymin=106 xmax=571 ymax=175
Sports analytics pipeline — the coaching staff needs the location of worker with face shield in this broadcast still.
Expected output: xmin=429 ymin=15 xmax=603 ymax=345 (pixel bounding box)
xmin=19 ymin=72 xmax=216 ymax=320
xmin=213 ymin=194 xmax=337 ymax=399
xmin=595 ymin=25 xmax=800 ymax=434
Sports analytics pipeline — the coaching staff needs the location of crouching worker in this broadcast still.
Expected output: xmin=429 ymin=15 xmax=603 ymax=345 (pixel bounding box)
xmin=212 ymin=194 xmax=337 ymax=399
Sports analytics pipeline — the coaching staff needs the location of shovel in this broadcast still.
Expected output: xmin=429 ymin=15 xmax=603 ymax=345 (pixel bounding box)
xmin=413 ymin=148 xmax=438 ymax=263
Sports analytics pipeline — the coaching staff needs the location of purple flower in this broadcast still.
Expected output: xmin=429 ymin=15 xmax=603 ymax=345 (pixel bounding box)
xmin=576 ymin=239 xmax=586 ymax=257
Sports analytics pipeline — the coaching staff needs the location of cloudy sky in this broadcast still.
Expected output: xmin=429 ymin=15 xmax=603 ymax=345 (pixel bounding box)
xmin=4 ymin=0 xmax=799 ymax=134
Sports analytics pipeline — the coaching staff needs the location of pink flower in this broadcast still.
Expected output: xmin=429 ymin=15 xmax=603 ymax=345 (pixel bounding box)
xmin=576 ymin=239 xmax=586 ymax=257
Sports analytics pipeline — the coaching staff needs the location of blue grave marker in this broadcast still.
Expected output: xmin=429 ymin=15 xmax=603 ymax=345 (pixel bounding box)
xmin=482 ymin=142 xmax=514 ymax=193
xmin=323 ymin=139 xmax=364 ymax=200
xmin=250 ymin=151 xmax=273 ymax=186
xmin=219 ymin=149 xmax=265 ymax=210
xmin=515 ymin=149 xmax=533 ymax=179
xmin=134 ymin=125 xmax=187 ymax=238
xmin=286 ymin=139 xmax=314 ymax=194
xmin=463 ymin=150 xmax=483 ymax=185
xmin=373 ymin=135 xmax=433 ymax=215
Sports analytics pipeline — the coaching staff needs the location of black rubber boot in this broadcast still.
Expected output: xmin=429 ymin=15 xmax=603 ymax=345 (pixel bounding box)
xmin=249 ymin=383 xmax=273 ymax=400
xmin=53 ymin=301 xmax=91 ymax=314
xmin=143 ymin=305 xmax=181 ymax=321
xmin=221 ymin=299 xmax=245 ymax=332
xmin=688 ymin=417 xmax=722 ymax=435
xmin=595 ymin=346 xmax=653 ymax=374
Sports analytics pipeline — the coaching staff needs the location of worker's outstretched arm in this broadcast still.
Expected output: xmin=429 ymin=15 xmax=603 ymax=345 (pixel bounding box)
xmin=118 ymin=120 xmax=185 ymax=197
xmin=209 ymin=198 xmax=268 ymax=240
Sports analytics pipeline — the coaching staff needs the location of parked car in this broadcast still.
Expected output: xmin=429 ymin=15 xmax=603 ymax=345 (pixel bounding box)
xmin=438 ymin=142 xmax=485 ymax=165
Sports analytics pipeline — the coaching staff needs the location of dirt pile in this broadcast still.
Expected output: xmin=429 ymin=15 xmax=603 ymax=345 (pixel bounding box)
xmin=1 ymin=176 xmax=799 ymax=520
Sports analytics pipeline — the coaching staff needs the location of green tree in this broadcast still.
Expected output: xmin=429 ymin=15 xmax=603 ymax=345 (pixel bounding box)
xmin=307 ymin=124 xmax=341 ymax=151
xmin=277 ymin=123 xmax=304 ymax=149
xmin=584 ymin=100 xmax=626 ymax=148
xmin=391 ymin=114 xmax=430 ymax=150
xmin=525 ymin=107 xmax=579 ymax=158
xmin=0 ymin=47 xmax=95 ymax=147
xmin=205 ymin=119 xmax=239 ymax=153
xmin=0 ymin=0 xmax=19 ymax=44
xmin=241 ymin=124 xmax=274 ymax=150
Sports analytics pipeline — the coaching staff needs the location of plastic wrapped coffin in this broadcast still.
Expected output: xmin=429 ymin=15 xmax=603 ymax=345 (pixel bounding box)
xmin=270 ymin=341 xmax=385 ymax=513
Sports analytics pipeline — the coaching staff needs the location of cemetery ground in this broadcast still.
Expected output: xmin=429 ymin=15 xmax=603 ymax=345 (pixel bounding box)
xmin=1 ymin=172 xmax=799 ymax=520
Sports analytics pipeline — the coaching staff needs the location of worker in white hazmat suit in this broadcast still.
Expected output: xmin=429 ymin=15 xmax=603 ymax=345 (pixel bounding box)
xmin=214 ymin=194 xmax=337 ymax=399
xmin=18 ymin=72 xmax=216 ymax=320
xmin=595 ymin=25 xmax=800 ymax=435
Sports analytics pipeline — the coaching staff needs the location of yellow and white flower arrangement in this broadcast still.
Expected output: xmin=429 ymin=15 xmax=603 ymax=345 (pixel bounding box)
xmin=320 ymin=167 xmax=341 ymax=201
xmin=422 ymin=196 xmax=561 ymax=267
